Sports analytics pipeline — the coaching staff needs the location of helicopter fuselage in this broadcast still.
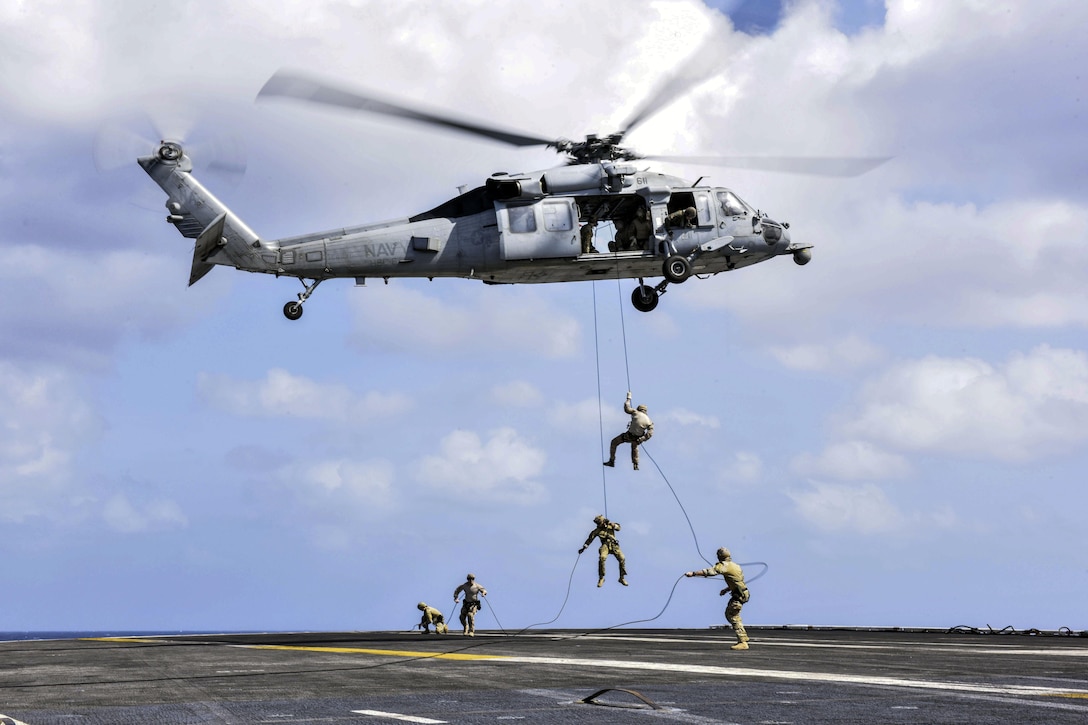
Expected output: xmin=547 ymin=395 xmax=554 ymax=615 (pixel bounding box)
xmin=139 ymin=145 xmax=811 ymax=318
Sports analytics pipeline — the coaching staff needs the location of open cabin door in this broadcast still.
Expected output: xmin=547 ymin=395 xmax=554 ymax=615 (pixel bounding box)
xmin=497 ymin=198 xmax=579 ymax=260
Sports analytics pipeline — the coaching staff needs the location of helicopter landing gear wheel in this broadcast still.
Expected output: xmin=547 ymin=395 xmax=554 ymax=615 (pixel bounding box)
xmin=631 ymin=284 xmax=659 ymax=312
xmin=663 ymin=255 xmax=692 ymax=283
xmin=283 ymin=301 xmax=303 ymax=320
xmin=283 ymin=278 xmax=324 ymax=321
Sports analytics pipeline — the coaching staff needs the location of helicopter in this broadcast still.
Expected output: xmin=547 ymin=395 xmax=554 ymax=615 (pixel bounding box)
xmin=138 ymin=69 xmax=887 ymax=320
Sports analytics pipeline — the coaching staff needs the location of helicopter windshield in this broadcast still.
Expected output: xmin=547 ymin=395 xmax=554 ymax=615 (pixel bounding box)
xmin=717 ymin=190 xmax=749 ymax=218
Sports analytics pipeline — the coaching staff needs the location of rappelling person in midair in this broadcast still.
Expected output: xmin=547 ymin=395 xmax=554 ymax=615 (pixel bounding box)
xmin=604 ymin=391 xmax=653 ymax=471
xmin=685 ymin=547 xmax=750 ymax=650
xmin=578 ymin=514 xmax=628 ymax=587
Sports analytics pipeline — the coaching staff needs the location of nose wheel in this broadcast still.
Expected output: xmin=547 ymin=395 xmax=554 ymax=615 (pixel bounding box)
xmin=283 ymin=301 xmax=304 ymax=320
xmin=283 ymin=278 xmax=323 ymax=320
xmin=631 ymin=278 xmax=669 ymax=313
xmin=662 ymin=255 xmax=692 ymax=283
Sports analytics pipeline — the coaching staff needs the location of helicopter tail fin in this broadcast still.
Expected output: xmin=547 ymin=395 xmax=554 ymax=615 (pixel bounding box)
xmin=138 ymin=142 xmax=269 ymax=285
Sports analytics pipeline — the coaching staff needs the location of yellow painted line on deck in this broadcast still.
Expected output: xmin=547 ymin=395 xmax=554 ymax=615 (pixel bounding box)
xmin=244 ymin=644 xmax=505 ymax=661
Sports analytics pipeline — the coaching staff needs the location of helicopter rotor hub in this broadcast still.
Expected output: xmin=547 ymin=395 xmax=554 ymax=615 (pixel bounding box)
xmin=157 ymin=140 xmax=183 ymax=162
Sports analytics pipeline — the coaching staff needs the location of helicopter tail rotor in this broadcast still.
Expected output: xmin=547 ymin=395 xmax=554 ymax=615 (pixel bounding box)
xmin=94 ymin=112 xmax=247 ymax=186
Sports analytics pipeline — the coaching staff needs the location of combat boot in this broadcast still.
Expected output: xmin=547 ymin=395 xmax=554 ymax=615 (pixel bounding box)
xmin=603 ymin=460 xmax=614 ymax=467
xmin=619 ymin=577 xmax=628 ymax=586
xmin=730 ymin=641 xmax=749 ymax=650
xmin=597 ymin=578 xmax=604 ymax=587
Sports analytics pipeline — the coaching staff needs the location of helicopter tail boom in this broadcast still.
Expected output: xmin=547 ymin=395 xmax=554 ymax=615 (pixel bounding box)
xmin=138 ymin=141 xmax=270 ymax=285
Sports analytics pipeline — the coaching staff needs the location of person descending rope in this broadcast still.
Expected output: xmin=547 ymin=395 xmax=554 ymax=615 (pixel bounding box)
xmin=604 ymin=391 xmax=653 ymax=470
xmin=685 ymin=547 xmax=751 ymax=650
xmin=579 ymin=514 xmax=628 ymax=587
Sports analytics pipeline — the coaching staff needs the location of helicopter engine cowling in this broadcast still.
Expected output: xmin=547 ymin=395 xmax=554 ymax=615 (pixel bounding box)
xmin=486 ymin=174 xmax=544 ymax=200
xmin=541 ymin=164 xmax=607 ymax=193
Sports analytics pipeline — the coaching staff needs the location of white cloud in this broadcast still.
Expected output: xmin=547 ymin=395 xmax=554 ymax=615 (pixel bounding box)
xmin=416 ymin=428 xmax=546 ymax=505
xmin=769 ymin=336 xmax=885 ymax=373
xmin=0 ymin=362 xmax=98 ymax=522
xmin=839 ymin=345 xmax=1088 ymax=461
xmin=348 ymin=284 xmax=581 ymax=359
xmin=718 ymin=451 xmax=763 ymax=485
xmin=0 ymin=244 xmax=225 ymax=368
xmin=491 ymin=380 xmax=544 ymax=407
xmin=547 ymin=397 xmax=618 ymax=434
xmin=282 ymin=458 xmax=396 ymax=512
xmin=661 ymin=408 xmax=721 ymax=429
xmin=788 ymin=481 xmax=904 ymax=534
xmin=792 ymin=440 xmax=911 ymax=481
xmin=197 ymin=368 xmax=412 ymax=423
xmin=102 ymin=493 xmax=188 ymax=534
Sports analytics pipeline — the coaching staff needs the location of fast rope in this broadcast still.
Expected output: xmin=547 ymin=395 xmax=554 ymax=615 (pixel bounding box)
xmin=592 ymin=282 xmax=608 ymax=519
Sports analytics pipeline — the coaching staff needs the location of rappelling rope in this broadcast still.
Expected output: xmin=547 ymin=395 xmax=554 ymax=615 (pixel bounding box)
xmin=592 ymin=282 xmax=609 ymax=519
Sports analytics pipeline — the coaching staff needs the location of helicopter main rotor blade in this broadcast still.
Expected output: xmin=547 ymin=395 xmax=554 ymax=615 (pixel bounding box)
xmin=258 ymin=70 xmax=556 ymax=148
xmin=642 ymin=154 xmax=892 ymax=177
xmin=616 ymin=30 xmax=730 ymax=139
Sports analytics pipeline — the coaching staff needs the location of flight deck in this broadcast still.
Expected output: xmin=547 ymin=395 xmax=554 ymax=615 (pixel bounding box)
xmin=2 ymin=627 xmax=1087 ymax=723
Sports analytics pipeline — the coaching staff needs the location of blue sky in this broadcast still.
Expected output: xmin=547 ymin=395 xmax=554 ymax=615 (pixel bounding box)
xmin=2 ymin=0 xmax=1086 ymax=635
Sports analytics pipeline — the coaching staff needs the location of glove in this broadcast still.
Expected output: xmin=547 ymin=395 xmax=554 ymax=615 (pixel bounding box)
xmin=578 ymin=547 xmax=586 ymax=554
xmin=719 ymin=588 xmax=729 ymax=597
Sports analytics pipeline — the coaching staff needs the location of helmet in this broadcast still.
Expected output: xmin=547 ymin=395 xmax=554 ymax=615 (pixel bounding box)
xmin=637 ymin=404 xmax=647 ymax=412
xmin=716 ymin=547 xmax=731 ymax=561
xmin=417 ymin=602 xmax=427 ymax=610
xmin=594 ymin=514 xmax=605 ymax=524
xmin=467 ymin=573 xmax=475 ymax=580
xmin=685 ymin=206 xmax=697 ymax=217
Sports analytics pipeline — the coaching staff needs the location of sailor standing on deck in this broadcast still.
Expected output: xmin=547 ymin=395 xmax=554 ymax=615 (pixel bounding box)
xmin=685 ymin=547 xmax=750 ymax=650
xmin=453 ymin=573 xmax=488 ymax=637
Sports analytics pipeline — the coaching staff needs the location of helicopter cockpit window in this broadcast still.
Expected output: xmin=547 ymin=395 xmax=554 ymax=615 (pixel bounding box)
xmin=507 ymin=205 xmax=537 ymax=233
xmin=717 ymin=191 xmax=747 ymax=217
xmin=542 ymin=200 xmax=573 ymax=232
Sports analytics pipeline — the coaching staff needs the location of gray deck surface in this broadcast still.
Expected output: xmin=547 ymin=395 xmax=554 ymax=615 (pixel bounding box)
xmin=2 ymin=628 xmax=1087 ymax=723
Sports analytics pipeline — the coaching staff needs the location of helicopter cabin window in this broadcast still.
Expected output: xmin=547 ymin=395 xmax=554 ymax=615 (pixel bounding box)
xmin=507 ymin=205 xmax=537 ymax=233
xmin=718 ymin=191 xmax=747 ymax=218
xmin=695 ymin=193 xmax=712 ymax=225
xmin=542 ymin=200 xmax=574 ymax=232
xmin=667 ymin=191 xmax=712 ymax=227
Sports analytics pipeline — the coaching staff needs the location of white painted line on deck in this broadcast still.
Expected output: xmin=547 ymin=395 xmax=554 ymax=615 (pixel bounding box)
xmin=500 ymin=655 xmax=1088 ymax=700
xmin=351 ymin=710 xmax=446 ymax=723
xmin=573 ymin=634 xmax=1088 ymax=656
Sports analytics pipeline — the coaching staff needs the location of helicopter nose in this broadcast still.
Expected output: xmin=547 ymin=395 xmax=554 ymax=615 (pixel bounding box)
xmin=761 ymin=219 xmax=789 ymax=245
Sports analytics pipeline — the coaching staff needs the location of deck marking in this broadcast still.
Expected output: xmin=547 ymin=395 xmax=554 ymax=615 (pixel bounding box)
xmin=351 ymin=710 xmax=446 ymax=723
xmin=242 ymin=643 xmax=502 ymax=660
xmin=243 ymin=642 xmax=1088 ymax=702
xmin=499 ymin=655 xmax=1088 ymax=701
xmin=571 ymin=634 xmax=1088 ymax=657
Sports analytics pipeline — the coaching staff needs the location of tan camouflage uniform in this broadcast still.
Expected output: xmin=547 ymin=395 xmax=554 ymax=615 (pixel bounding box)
xmin=453 ymin=574 xmax=488 ymax=636
xmin=579 ymin=515 xmax=628 ymax=587
xmin=686 ymin=548 xmax=750 ymax=649
xmin=417 ymin=602 xmax=448 ymax=634
xmin=605 ymin=392 xmax=653 ymax=470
